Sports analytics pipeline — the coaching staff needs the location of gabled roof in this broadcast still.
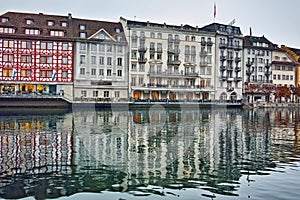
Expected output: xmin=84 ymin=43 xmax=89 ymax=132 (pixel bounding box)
xmin=0 ymin=11 xmax=126 ymax=42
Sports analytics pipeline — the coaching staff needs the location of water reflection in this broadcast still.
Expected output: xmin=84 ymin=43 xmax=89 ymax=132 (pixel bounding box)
xmin=0 ymin=108 xmax=299 ymax=199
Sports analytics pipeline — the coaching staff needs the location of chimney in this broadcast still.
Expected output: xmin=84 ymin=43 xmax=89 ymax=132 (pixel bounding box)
xmin=68 ymin=13 xmax=72 ymax=20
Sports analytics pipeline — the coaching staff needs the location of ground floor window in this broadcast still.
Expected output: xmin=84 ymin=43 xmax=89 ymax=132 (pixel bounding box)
xmin=104 ymin=91 xmax=109 ymax=98
xmin=93 ymin=91 xmax=98 ymax=97
xmin=81 ymin=90 xmax=87 ymax=97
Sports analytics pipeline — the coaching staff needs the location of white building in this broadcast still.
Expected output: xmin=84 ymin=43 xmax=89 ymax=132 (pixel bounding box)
xmin=201 ymin=23 xmax=244 ymax=101
xmin=73 ymin=17 xmax=128 ymax=101
xmin=120 ymin=18 xmax=216 ymax=101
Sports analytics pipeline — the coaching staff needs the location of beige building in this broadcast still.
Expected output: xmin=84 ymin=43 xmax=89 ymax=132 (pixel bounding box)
xmin=120 ymin=17 xmax=216 ymax=101
xmin=272 ymin=49 xmax=295 ymax=87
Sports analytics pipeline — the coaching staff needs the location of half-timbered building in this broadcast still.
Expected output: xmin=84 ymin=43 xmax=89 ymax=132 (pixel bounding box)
xmin=0 ymin=12 xmax=74 ymax=97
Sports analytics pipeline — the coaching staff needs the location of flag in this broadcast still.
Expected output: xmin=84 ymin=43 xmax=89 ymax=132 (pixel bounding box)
xmin=12 ymin=68 xmax=16 ymax=80
xmin=214 ymin=2 xmax=216 ymax=18
xmin=52 ymin=69 xmax=57 ymax=81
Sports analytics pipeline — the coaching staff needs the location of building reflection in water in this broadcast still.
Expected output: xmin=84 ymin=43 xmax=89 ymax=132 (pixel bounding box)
xmin=0 ymin=108 xmax=299 ymax=199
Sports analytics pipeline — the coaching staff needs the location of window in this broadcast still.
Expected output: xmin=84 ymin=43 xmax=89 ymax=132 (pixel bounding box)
xmin=80 ymin=55 xmax=85 ymax=64
xmin=115 ymin=28 xmax=120 ymax=33
xmin=62 ymin=57 xmax=68 ymax=64
xmin=139 ymin=77 xmax=144 ymax=85
xmin=150 ymin=32 xmax=155 ymax=38
xmin=185 ymin=35 xmax=189 ymax=41
xmin=80 ymin=68 xmax=85 ymax=75
xmin=131 ymin=64 xmax=137 ymax=71
xmin=291 ymin=75 xmax=293 ymax=80
xmin=107 ymin=45 xmax=112 ymax=52
xmin=191 ymin=36 xmax=195 ymax=41
xmin=91 ymin=68 xmax=96 ymax=75
xmin=273 ymin=74 xmax=276 ymax=80
xmin=104 ymin=91 xmax=109 ymax=98
xmin=99 ymin=69 xmax=104 ymax=76
xmin=25 ymin=29 xmax=40 ymax=35
xmin=91 ymin=56 xmax=96 ymax=64
xmin=115 ymin=91 xmax=120 ymax=98
xmin=131 ymin=77 xmax=136 ymax=86
xmin=91 ymin=43 xmax=97 ymax=51
xmin=185 ymin=45 xmax=190 ymax=54
xmin=50 ymin=30 xmax=64 ymax=37
xmin=207 ymin=46 xmax=212 ymax=54
xmin=47 ymin=42 xmax=53 ymax=49
xmin=1 ymin=17 xmax=8 ymax=23
xmin=131 ymin=51 xmax=137 ymax=59
xmin=191 ymin=46 xmax=196 ymax=54
xmin=62 ymin=71 xmax=68 ymax=78
xmin=61 ymin=21 xmax=68 ymax=27
xmin=117 ymin=45 xmax=123 ymax=53
xmin=40 ymin=56 xmax=51 ymax=64
xmin=107 ymin=57 xmax=112 ymax=65
xmin=277 ymin=75 xmax=281 ymax=80
xmin=117 ymin=58 xmax=122 ymax=66
xmin=80 ymin=43 xmax=86 ymax=50
xmin=99 ymin=44 xmax=105 ymax=51
xmin=26 ymin=19 xmax=33 ymax=25
xmin=21 ymin=41 xmax=32 ymax=49
xmin=93 ymin=91 xmax=98 ymax=97
xmin=81 ymin=90 xmax=87 ymax=97
xmin=99 ymin=56 xmax=104 ymax=65
xmin=79 ymin=32 xmax=86 ymax=38
xmin=117 ymin=70 xmax=122 ymax=76
xmin=117 ymin=36 xmax=123 ymax=41
xmin=3 ymin=54 xmax=13 ymax=62
xmin=79 ymin=24 xmax=86 ymax=30
xmin=107 ymin=69 xmax=112 ymax=76
xmin=62 ymin=43 xmax=68 ymax=50
xmin=41 ymin=42 xmax=46 ymax=49
xmin=139 ymin=64 xmax=144 ymax=72
xmin=0 ymin=27 xmax=15 ymax=33
xmin=150 ymin=42 xmax=155 ymax=51
xmin=47 ymin=21 xmax=54 ymax=26
xmin=157 ymin=33 xmax=162 ymax=39
xmin=157 ymin=43 xmax=162 ymax=51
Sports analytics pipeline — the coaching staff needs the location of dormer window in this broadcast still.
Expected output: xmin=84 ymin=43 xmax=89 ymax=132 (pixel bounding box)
xmin=117 ymin=35 xmax=123 ymax=42
xmin=47 ymin=21 xmax=54 ymax=26
xmin=80 ymin=32 xmax=86 ymax=38
xmin=79 ymin=24 xmax=86 ymax=30
xmin=61 ymin=21 xmax=68 ymax=27
xmin=26 ymin=19 xmax=33 ymax=25
xmin=1 ymin=17 xmax=8 ymax=23
xmin=115 ymin=28 xmax=120 ymax=33
xmin=99 ymin=33 xmax=105 ymax=39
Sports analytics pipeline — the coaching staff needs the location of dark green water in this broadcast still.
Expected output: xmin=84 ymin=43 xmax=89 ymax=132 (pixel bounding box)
xmin=0 ymin=107 xmax=299 ymax=200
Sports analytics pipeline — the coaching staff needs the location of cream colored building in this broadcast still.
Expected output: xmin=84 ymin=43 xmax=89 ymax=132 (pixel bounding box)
xmin=120 ymin=17 xmax=216 ymax=101
xmin=272 ymin=49 xmax=295 ymax=87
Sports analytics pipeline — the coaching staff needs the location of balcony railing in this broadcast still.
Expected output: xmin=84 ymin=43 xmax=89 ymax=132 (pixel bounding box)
xmin=220 ymin=55 xmax=226 ymax=61
xmin=235 ymin=57 xmax=241 ymax=62
xmin=207 ymin=41 xmax=213 ymax=46
xmin=138 ymin=58 xmax=147 ymax=63
xmin=167 ymin=59 xmax=181 ymax=65
xmin=200 ymin=41 xmax=206 ymax=46
xmin=234 ymin=77 xmax=242 ymax=82
xmin=220 ymin=75 xmax=227 ymax=81
xmin=227 ymin=56 xmax=234 ymax=61
xmin=138 ymin=47 xmax=147 ymax=52
xmin=220 ymin=65 xmax=226 ymax=71
xmin=265 ymin=70 xmax=272 ymax=75
xmin=227 ymin=87 xmax=234 ymax=92
xmin=227 ymin=66 xmax=233 ymax=71
xmin=235 ymin=67 xmax=241 ymax=72
xmin=200 ymin=51 xmax=207 ymax=56
xmin=219 ymin=43 xmax=227 ymax=48
xmin=246 ymin=69 xmax=254 ymax=75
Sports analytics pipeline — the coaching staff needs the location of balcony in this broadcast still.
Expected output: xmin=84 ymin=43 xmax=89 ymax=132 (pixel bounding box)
xmin=220 ymin=75 xmax=227 ymax=81
xmin=138 ymin=47 xmax=147 ymax=52
xmin=157 ymin=48 xmax=163 ymax=53
xmin=220 ymin=55 xmax=226 ymax=61
xmin=227 ymin=66 xmax=233 ymax=71
xmin=234 ymin=77 xmax=242 ymax=82
xmin=235 ymin=57 xmax=241 ymax=62
xmin=174 ymin=38 xmax=180 ymax=43
xmin=168 ymin=48 xmax=180 ymax=54
xmin=246 ymin=69 xmax=254 ymax=75
xmin=234 ymin=45 xmax=242 ymax=50
xmin=200 ymin=61 xmax=208 ymax=66
xmin=265 ymin=70 xmax=272 ymax=75
xmin=140 ymin=35 xmax=146 ymax=41
xmin=148 ymin=71 xmax=181 ymax=78
xmin=265 ymin=63 xmax=271 ymax=68
xmin=219 ymin=65 xmax=226 ymax=71
xmin=227 ymin=87 xmax=234 ymax=92
xmin=167 ymin=59 xmax=181 ymax=65
xmin=168 ymin=38 xmax=174 ymax=43
xmin=138 ymin=58 xmax=147 ymax=63
xmin=207 ymin=40 xmax=213 ymax=46
xmin=200 ymin=40 xmax=206 ymax=46
xmin=246 ymin=61 xmax=253 ymax=67
xmin=185 ymin=72 xmax=199 ymax=77
xmin=235 ymin=67 xmax=241 ymax=72
xmin=219 ymin=43 xmax=227 ymax=49
xmin=149 ymin=47 xmax=156 ymax=52
xmin=227 ymin=76 xmax=234 ymax=82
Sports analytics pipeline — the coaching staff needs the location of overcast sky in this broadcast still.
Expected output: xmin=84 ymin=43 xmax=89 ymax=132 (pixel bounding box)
xmin=1 ymin=0 xmax=299 ymax=48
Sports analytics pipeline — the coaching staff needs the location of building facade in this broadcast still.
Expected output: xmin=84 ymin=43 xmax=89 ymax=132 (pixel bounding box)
xmin=281 ymin=45 xmax=300 ymax=87
xmin=0 ymin=12 xmax=74 ymax=97
xmin=271 ymin=48 xmax=295 ymax=87
xmin=120 ymin=18 xmax=216 ymax=101
xmin=201 ymin=23 xmax=244 ymax=101
xmin=73 ymin=18 xmax=128 ymax=101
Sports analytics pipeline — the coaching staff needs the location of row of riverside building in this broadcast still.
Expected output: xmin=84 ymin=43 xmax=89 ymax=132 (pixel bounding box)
xmin=1 ymin=11 xmax=300 ymax=103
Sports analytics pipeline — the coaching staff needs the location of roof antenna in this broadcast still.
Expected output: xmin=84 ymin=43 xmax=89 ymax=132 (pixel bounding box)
xmin=250 ymin=27 xmax=252 ymax=36
xmin=134 ymin=16 xmax=136 ymax=21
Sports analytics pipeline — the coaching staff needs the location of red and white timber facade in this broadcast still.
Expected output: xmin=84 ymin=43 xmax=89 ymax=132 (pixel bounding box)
xmin=0 ymin=12 xmax=74 ymax=97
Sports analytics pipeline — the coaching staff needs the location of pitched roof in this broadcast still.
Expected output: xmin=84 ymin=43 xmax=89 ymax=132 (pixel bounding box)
xmin=0 ymin=11 xmax=126 ymax=42
xmin=243 ymin=35 xmax=278 ymax=50
xmin=200 ymin=23 xmax=243 ymax=35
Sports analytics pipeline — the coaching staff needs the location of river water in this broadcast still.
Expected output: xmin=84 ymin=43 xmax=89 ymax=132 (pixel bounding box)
xmin=0 ymin=107 xmax=299 ymax=200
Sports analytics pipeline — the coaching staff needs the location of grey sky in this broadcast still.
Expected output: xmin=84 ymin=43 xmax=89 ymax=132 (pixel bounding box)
xmin=1 ymin=0 xmax=299 ymax=48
